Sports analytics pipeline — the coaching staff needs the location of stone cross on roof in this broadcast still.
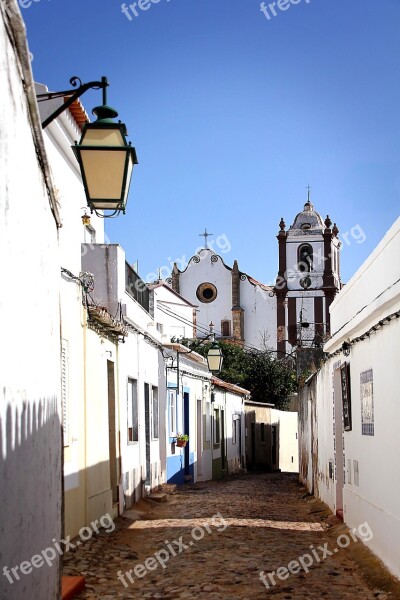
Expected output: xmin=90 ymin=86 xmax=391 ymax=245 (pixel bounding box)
xmin=199 ymin=228 xmax=213 ymax=248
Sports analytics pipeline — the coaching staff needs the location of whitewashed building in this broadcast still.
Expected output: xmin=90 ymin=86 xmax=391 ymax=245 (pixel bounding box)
xmin=36 ymin=81 xmax=111 ymax=537
xmin=0 ymin=2 xmax=62 ymax=597
xmin=151 ymin=282 xmax=196 ymax=341
xmin=82 ymin=244 xmax=162 ymax=504
xmin=299 ymin=217 xmax=400 ymax=579
xmin=211 ymin=378 xmax=248 ymax=478
xmin=161 ymin=345 xmax=212 ymax=484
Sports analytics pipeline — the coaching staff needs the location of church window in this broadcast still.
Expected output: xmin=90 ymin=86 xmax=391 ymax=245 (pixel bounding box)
xmin=298 ymin=244 xmax=313 ymax=272
xmin=221 ymin=320 xmax=231 ymax=337
xmin=196 ymin=282 xmax=218 ymax=303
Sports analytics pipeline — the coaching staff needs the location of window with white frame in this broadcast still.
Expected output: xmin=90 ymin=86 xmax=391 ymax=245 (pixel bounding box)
xmin=127 ymin=378 xmax=138 ymax=443
xmin=169 ymin=389 xmax=177 ymax=435
xmin=152 ymin=386 xmax=159 ymax=439
xmin=61 ymin=340 xmax=70 ymax=447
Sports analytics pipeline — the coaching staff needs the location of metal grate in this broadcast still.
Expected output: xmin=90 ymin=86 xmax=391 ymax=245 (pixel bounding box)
xmin=125 ymin=262 xmax=150 ymax=313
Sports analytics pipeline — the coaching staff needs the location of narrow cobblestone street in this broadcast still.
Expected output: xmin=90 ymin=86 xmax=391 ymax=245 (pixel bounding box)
xmin=64 ymin=473 xmax=399 ymax=600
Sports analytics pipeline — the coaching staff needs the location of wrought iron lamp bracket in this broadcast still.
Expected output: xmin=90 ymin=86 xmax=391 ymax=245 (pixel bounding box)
xmin=37 ymin=76 xmax=109 ymax=129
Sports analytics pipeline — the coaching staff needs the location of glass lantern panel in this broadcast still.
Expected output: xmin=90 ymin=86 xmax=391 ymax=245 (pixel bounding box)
xmin=207 ymin=348 xmax=223 ymax=372
xmin=81 ymin=127 xmax=125 ymax=147
xmin=122 ymin=153 xmax=135 ymax=203
xmin=80 ymin=149 xmax=126 ymax=200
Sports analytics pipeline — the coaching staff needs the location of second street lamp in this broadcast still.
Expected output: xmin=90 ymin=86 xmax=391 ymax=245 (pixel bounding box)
xmin=206 ymin=323 xmax=223 ymax=373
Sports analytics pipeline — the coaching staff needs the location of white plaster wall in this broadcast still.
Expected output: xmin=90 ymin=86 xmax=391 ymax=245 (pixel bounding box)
xmin=327 ymin=218 xmax=400 ymax=344
xmin=202 ymin=389 xmax=213 ymax=482
xmin=38 ymin=87 xmax=108 ymax=537
xmin=153 ymin=285 xmax=195 ymax=341
xmin=224 ymin=391 xmax=245 ymax=473
xmin=0 ymin=6 xmax=62 ymax=597
xmin=85 ymin=331 xmax=114 ymax=523
xmin=315 ymin=366 xmax=336 ymax=510
xmin=342 ymin=322 xmax=400 ymax=579
xmin=211 ymin=390 xmax=224 ymax=463
xmin=119 ymin=323 xmax=161 ymax=498
xmin=271 ymin=409 xmax=299 ymax=473
xmin=307 ymin=218 xmax=400 ymax=579
xmin=240 ymin=279 xmax=277 ymax=349
xmin=82 ymin=243 xmax=163 ymax=503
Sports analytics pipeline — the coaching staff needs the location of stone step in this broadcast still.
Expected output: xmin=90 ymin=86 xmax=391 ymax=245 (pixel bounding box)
xmin=146 ymin=492 xmax=168 ymax=503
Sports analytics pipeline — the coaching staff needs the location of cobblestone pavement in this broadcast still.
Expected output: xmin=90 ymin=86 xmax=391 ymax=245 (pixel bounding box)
xmin=64 ymin=473 xmax=398 ymax=599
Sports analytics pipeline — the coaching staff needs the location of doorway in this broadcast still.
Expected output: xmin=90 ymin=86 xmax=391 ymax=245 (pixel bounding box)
xmin=107 ymin=360 xmax=119 ymax=504
xmin=197 ymin=399 xmax=203 ymax=480
xmin=183 ymin=392 xmax=190 ymax=479
xmin=144 ymin=383 xmax=151 ymax=487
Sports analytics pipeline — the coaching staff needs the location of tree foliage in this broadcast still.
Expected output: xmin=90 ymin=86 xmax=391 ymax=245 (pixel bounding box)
xmin=183 ymin=340 xmax=297 ymax=410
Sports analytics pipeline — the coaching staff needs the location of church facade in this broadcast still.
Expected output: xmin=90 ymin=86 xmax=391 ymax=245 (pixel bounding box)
xmin=168 ymin=200 xmax=342 ymax=355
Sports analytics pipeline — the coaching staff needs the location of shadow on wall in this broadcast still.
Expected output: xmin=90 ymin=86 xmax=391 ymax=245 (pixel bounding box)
xmin=0 ymin=398 xmax=62 ymax=600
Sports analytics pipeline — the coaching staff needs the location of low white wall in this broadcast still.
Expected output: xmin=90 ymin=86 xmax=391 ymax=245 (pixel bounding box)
xmin=271 ymin=409 xmax=299 ymax=473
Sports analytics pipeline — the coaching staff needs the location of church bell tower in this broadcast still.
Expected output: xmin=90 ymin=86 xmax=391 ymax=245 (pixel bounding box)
xmin=275 ymin=196 xmax=341 ymax=356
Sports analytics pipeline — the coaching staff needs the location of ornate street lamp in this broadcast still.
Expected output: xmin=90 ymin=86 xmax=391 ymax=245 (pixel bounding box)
xmin=206 ymin=322 xmax=223 ymax=373
xmin=72 ymin=78 xmax=138 ymax=217
xmin=37 ymin=76 xmax=137 ymax=217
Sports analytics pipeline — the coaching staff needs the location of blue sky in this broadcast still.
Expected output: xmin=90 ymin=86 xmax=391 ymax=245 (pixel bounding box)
xmin=23 ymin=0 xmax=400 ymax=284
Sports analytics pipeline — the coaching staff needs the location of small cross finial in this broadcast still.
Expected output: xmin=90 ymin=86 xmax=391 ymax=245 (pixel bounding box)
xmin=199 ymin=228 xmax=213 ymax=248
xmin=306 ymin=185 xmax=311 ymax=202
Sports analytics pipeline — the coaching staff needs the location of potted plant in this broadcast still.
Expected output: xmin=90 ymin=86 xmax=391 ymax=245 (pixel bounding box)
xmin=176 ymin=434 xmax=189 ymax=448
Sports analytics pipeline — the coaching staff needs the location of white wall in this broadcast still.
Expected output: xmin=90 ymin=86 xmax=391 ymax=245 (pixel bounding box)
xmin=37 ymin=82 xmax=108 ymax=537
xmin=0 ymin=4 xmax=62 ymax=597
xmin=327 ymin=217 xmax=400 ymax=346
xmin=153 ymin=284 xmax=195 ymax=341
xmin=300 ymin=218 xmax=400 ymax=580
xmin=224 ymin=391 xmax=246 ymax=473
xmin=271 ymin=409 xmax=299 ymax=473
xmin=240 ymin=278 xmax=277 ymax=349
xmin=82 ymin=243 xmax=162 ymax=505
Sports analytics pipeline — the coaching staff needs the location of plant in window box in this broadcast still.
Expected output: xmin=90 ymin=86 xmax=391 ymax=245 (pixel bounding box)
xmin=176 ymin=434 xmax=189 ymax=448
